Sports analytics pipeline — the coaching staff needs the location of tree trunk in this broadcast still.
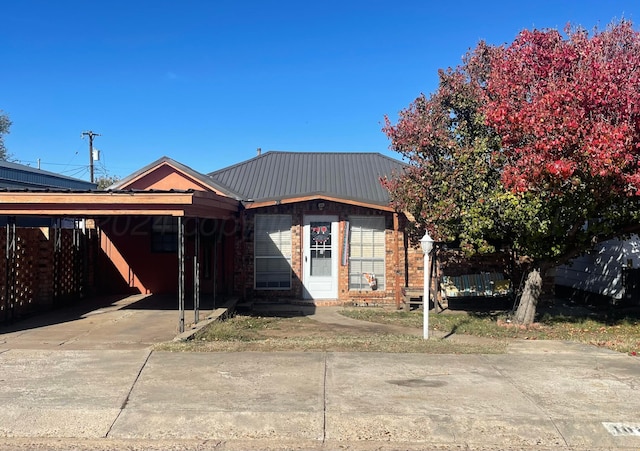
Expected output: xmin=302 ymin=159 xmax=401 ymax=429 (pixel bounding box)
xmin=513 ymin=268 xmax=542 ymax=325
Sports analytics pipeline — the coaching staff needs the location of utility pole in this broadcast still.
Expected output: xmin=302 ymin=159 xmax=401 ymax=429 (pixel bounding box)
xmin=82 ymin=130 xmax=100 ymax=183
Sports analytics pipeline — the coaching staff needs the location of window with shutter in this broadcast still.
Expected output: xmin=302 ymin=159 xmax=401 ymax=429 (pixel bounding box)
xmin=254 ymin=215 xmax=292 ymax=289
xmin=349 ymin=217 xmax=385 ymax=290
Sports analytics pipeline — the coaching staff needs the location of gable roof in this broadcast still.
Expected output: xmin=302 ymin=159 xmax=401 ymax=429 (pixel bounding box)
xmin=109 ymin=156 xmax=235 ymax=196
xmin=207 ymin=151 xmax=406 ymax=208
xmin=0 ymin=160 xmax=97 ymax=190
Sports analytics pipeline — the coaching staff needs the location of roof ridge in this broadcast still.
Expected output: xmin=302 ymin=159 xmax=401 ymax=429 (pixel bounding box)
xmin=267 ymin=150 xmax=382 ymax=154
xmin=208 ymin=150 xmax=398 ymax=176
xmin=207 ymin=150 xmax=271 ymax=177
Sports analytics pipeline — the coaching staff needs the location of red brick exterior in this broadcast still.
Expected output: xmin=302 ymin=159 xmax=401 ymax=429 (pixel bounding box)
xmin=235 ymin=200 xmax=425 ymax=306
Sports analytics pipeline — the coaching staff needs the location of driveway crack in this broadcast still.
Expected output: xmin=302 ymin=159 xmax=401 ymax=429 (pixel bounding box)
xmin=105 ymin=348 xmax=153 ymax=438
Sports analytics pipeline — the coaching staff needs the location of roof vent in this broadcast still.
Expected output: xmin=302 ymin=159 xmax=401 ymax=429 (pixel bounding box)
xmin=257 ymin=147 xmax=262 ymax=156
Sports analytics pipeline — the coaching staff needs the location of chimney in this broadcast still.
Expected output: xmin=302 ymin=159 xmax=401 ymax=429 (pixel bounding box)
xmin=257 ymin=147 xmax=262 ymax=156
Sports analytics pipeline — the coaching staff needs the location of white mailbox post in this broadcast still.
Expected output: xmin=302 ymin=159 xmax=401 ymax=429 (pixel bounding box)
xmin=420 ymin=231 xmax=434 ymax=339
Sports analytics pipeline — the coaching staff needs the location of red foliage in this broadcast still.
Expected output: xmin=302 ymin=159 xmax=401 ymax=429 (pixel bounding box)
xmin=484 ymin=21 xmax=640 ymax=195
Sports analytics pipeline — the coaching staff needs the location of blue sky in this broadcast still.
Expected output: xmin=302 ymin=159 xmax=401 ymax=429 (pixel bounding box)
xmin=2 ymin=1 xmax=639 ymax=181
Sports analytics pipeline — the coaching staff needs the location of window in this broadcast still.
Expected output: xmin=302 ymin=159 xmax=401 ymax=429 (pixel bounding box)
xmin=255 ymin=215 xmax=292 ymax=289
xmin=151 ymin=216 xmax=178 ymax=253
xmin=349 ymin=216 xmax=385 ymax=290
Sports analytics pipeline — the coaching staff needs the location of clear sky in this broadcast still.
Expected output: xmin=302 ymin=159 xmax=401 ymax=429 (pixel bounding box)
xmin=2 ymin=1 xmax=639 ymax=181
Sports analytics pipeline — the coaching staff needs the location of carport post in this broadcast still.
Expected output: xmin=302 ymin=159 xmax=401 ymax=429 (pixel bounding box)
xmin=4 ymin=216 xmax=16 ymax=323
xmin=213 ymin=237 xmax=217 ymax=309
xmin=178 ymin=216 xmax=185 ymax=333
xmin=194 ymin=217 xmax=200 ymax=324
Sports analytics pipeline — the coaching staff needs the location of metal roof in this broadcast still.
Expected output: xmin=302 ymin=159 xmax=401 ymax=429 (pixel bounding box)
xmin=207 ymin=151 xmax=406 ymax=206
xmin=0 ymin=160 xmax=97 ymax=190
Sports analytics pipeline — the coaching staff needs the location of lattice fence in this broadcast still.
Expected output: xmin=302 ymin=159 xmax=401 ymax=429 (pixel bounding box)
xmin=0 ymin=226 xmax=97 ymax=322
xmin=0 ymin=228 xmax=41 ymax=321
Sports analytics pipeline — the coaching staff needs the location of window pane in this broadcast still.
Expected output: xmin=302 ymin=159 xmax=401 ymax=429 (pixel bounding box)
xmin=348 ymin=216 xmax=385 ymax=290
xmin=255 ymin=215 xmax=292 ymax=290
xmin=151 ymin=216 xmax=178 ymax=253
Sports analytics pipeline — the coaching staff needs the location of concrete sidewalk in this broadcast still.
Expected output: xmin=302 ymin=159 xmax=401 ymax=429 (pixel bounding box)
xmin=0 ymin=344 xmax=639 ymax=450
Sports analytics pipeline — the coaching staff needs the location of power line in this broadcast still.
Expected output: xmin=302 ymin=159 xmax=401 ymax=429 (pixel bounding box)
xmin=14 ymin=159 xmax=87 ymax=168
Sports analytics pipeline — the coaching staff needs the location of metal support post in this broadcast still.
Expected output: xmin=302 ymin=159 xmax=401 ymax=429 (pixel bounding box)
xmin=4 ymin=217 xmax=16 ymax=322
xmin=194 ymin=217 xmax=200 ymax=324
xmin=178 ymin=216 xmax=185 ymax=333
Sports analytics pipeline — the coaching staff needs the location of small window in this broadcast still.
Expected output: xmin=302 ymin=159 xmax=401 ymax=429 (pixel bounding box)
xmin=254 ymin=215 xmax=292 ymax=290
xmin=349 ymin=216 xmax=385 ymax=290
xmin=151 ymin=216 xmax=178 ymax=253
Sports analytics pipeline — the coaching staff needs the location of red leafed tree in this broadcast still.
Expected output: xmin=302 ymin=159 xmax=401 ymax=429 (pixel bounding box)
xmin=485 ymin=21 xmax=640 ymax=322
xmin=384 ymin=21 xmax=640 ymax=324
xmin=486 ymin=21 xmax=640 ymax=196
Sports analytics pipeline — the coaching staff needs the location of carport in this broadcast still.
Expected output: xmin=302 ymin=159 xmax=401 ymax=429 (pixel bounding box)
xmin=0 ymin=189 xmax=240 ymax=333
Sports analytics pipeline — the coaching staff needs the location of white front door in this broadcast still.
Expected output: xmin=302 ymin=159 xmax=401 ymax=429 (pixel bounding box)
xmin=303 ymin=215 xmax=339 ymax=299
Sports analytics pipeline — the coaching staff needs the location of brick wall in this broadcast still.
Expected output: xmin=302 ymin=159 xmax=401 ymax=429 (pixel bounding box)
xmin=236 ymin=200 xmax=412 ymax=306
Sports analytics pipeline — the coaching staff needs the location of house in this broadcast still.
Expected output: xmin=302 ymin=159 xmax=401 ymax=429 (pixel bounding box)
xmin=205 ymin=150 xmax=416 ymax=305
xmin=107 ymin=151 xmax=422 ymax=306
xmin=0 ymin=151 xmax=428 ymax=328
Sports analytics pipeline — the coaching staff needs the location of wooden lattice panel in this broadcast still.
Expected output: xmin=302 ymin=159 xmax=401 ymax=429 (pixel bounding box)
xmin=13 ymin=231 xmax=37 ymax=315
xmin=0 ymin=229 xmax=39 ymax=319
xmin=54 ymin=229 xmax=79 ymax=302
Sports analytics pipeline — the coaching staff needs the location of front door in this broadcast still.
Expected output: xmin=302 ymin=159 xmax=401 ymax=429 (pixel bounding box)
xmin=303 ymin=215 xmax=339 ymax=299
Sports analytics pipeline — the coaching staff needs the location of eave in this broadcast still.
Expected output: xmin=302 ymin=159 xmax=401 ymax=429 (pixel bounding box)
xmin=243 ymin=194 xmax=395 ymax=212
xmin=0 ymin=190 xmax=240 ymax=219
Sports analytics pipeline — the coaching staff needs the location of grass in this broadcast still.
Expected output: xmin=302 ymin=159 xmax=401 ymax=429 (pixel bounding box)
xmin=156 ymin=304 xmax=640 ymax=355
xmin=341 ymin=307 xmax=640 ymax=355
xmin=157 ymin=312 xmax=506 ymax=354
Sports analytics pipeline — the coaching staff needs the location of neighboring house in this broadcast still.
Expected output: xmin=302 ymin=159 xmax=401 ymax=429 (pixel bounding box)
xmin=555 ymin=236 xmax=640 ymax=303
xmin=0 ymin=159 xmax=96 ymax=190
xmin=0 ymin=159 xmax=96 ymax=227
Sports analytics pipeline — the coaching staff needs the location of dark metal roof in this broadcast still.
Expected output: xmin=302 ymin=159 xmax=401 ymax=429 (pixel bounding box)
xmin=207 ymin=151 xmax=406 ymax=206
xmin=0 ymin=160 xmax=97 ymax=190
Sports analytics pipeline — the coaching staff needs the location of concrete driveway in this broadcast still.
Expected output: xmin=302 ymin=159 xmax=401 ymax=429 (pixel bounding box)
xmin=1 ymin=301 xmax=640 ymax=450
xmin=0 ymin=294 xmax=193 ymax=349
xmin=0 ymin=345 xmax=639 ymax=450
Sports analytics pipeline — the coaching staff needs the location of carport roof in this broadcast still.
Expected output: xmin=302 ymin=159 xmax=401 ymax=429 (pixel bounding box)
xmin=0 ymin=189 xmax=239 ymax=219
